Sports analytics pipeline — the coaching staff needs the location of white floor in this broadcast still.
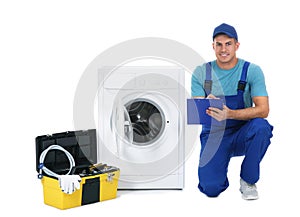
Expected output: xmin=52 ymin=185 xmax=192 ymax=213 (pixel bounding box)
xmin=6 ymin=137 xmax=298 ymax=217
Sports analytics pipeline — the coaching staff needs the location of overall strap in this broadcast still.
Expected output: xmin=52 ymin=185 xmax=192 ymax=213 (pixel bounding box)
xmin=204 ymin=61 xmax=250 ymax=96
xmin=237 ymin=61 xmax=250 ymax=93
xmin=204 ymin=62 xmax=212 ymax=96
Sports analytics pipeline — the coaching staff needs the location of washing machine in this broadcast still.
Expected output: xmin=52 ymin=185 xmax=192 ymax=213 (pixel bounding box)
xmin=98 ymin=66 xmax=185 ymax=189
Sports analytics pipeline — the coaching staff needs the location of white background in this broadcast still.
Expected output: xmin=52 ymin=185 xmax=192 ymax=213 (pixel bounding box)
xmin=1 ymin=0 xmax=299 ymax=216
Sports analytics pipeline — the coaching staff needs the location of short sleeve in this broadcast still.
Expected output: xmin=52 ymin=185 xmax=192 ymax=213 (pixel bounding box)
xmin=247 ymin=64 xmax=268 ymax=97
xmin=191 ymin=66 xmax=206 ymax=97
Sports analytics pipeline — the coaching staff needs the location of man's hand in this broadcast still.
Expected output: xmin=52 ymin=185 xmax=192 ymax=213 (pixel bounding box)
xmin=206 ymin=104 xmax=229 ymax=121
xmin=205 ymin=94 xmax=226 ymax=121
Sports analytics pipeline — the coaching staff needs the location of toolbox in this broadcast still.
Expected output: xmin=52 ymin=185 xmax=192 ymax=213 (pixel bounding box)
xmin=35 ymin=129 xmax=120 ymax=210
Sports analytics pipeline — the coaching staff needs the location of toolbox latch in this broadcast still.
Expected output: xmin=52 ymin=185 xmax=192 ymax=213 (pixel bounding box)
xmin=107 ymin=173 xmax=115 ymax=182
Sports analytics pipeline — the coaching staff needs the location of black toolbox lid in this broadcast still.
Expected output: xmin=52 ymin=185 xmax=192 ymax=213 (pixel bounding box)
xmin=35 ymin=129 xmax=97 ymax=175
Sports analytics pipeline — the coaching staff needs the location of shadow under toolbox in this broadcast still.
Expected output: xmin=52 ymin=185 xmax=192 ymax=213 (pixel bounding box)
xmin=35 ymin=129 xmax=120 ymax=210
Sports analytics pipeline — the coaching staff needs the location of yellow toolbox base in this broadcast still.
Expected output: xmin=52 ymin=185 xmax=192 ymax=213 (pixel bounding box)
xmin=41 ymin=170 xmax=120 ymax=210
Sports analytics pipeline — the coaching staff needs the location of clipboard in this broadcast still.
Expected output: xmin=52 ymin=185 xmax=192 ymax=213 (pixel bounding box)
xmin=187 ymin=98 xmax=224 ymax=125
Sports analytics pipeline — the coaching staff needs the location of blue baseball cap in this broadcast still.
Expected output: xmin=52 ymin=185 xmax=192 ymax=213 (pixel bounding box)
xmin=213 ymin=23 xmax=238 ymax=41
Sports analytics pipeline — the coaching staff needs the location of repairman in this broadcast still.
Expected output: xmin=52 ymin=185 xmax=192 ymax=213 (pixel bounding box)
xmin=191 ymin=23 xmax=273 ymax=200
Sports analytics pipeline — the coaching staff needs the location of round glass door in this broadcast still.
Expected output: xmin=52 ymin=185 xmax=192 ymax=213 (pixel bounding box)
xmin=125 ymin=99 xmax=165 ymax=146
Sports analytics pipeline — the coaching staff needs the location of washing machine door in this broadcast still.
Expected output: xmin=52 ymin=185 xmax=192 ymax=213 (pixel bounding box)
xmin=111 ymin=92 xmax=179 ymax=164
xmin=126 ymin=100 xmax=164 ymax=145
xmin=111 ymin=100 xmax=133 ymax=155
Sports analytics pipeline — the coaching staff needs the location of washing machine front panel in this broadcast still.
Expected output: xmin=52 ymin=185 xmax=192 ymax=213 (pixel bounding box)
xmin=98 ymin=66 xmax=185 ymax=188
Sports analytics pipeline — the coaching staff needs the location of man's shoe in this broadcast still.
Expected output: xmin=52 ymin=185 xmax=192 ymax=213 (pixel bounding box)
xmin=239 ymin=178 xmax=259 ymax=200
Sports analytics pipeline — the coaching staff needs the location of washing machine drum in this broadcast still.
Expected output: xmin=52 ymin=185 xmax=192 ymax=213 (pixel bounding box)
xmin=125 ymin=100 xmax=165 ymax=146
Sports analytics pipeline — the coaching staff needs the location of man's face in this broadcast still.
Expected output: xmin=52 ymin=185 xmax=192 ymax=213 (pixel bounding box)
xmin=212 ymin=34 xmax=240 ymax=65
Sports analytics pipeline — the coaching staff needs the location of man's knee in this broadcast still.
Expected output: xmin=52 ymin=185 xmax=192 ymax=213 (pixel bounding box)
xmin=251 ymin=118 xmax=273 ymax=133
xmin=249 ymin=118 xmax=273 ymax=136
xmin=198 ymin=181 xmax=227 ymax=197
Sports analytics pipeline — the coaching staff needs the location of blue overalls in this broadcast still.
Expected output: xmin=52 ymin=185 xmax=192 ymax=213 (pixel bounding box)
xmin=198 ymin=61 xmax=273 ymax=197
